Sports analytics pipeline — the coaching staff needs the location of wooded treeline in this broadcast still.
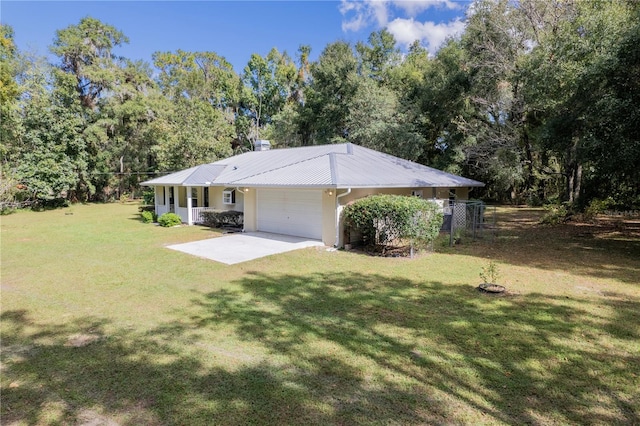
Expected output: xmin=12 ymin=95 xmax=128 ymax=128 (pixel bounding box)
xmin=1 ymin=0 xmax=639 ymax=210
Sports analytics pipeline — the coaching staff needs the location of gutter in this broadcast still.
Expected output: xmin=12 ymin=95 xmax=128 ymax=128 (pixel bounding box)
xmin=335 ymin=188 xmax=352 ymax=248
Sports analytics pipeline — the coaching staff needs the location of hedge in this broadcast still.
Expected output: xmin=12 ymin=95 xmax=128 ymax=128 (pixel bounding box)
xmin=200 ymin=210 xmax=243 ymax=228
xmin=343 ymin=194 xmax=443 ymax=254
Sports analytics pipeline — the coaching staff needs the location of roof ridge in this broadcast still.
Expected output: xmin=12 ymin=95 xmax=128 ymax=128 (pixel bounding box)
xmin=226 ymin=151 xmax=339 ymax=184
xmin=174 ymin=165 xmax=202 ymax=183
xmin=329 ymin=152 xmax=338 ymax=185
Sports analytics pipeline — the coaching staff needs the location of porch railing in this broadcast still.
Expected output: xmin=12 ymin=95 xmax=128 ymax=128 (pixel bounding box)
xmin=191 ymin=207 xmax=216 ymax=224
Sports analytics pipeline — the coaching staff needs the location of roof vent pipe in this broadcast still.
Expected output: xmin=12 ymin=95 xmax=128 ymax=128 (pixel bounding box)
xmin=254 ymin=140 xmax=271 ymax=151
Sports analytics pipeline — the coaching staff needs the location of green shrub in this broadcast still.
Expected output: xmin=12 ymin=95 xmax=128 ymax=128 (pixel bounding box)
xmin=343 ymin=195 xmax=443 ymax=254
xmin=583 ymin=198 xmax=612 ymax=220
xmin=140 ymin=210 xmax=156 ymax=223
xmin=201 ymin=210 xmax=243 ymax=228
xmin=1 ymin=206 xmax=17 ymax=215
xmin=158 ymin=212 xmax=182 ymax=227
xmin=539 ymin=203 xmax=571 ymax=225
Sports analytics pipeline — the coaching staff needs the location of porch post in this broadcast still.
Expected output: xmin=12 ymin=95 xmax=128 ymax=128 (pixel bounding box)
xmin=164 ymin=186 xmax=169 ymax=212
xmin=173 ymin=185 xmax=178 ymax=213
xmin=154 ymin=186 xmax=161 ymax=216
xmin=186 ymin=186 xmax=193 ymax=225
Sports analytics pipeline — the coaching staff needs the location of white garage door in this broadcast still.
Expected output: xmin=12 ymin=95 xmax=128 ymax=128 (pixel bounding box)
xmin=257 ymin=189 xmax=323 ymax=239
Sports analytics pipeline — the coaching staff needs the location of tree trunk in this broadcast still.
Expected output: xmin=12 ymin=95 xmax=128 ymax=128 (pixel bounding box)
xmin=523 ymin=130 xmax=535 ymax=194
xmin=565 ymin=139 xmax=582 ymax=205
xmin=119 ymin=155 xmax=125 ymax=199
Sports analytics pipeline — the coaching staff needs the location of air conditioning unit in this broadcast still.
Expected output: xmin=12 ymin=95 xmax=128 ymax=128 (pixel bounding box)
xmin=223 ymin=188 xmax=236 ymax=204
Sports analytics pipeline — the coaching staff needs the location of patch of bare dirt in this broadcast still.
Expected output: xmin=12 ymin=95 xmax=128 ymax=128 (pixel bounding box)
xmin=77 ymin=409 xmax=120 ymax=426
xmin=65 ymin=334 xmax=102 ymax=348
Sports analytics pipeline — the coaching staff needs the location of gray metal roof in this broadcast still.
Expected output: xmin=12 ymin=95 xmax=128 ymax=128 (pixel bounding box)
xmin=141 ymin=143 xmax=484 ymax=188
xmin=142 ymin=164 xmax=226 ymax=186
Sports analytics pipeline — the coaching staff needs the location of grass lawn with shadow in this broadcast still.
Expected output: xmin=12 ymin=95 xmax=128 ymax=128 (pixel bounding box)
xmin=1 ymin=203 xmax=639 ymax=425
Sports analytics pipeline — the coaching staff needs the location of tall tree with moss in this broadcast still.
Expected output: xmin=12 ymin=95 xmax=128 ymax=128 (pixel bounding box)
xmin=48 ymin=17 xmax=132 ymax=200
xmin=51 ymin=17 xmax=128 ymax=110
xmin=88 ymin=59 xmax=166 ymax=198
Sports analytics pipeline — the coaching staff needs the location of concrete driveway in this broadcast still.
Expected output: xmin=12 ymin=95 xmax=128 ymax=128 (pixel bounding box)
xmin=166 ymin=232 xmax=325 ymax=265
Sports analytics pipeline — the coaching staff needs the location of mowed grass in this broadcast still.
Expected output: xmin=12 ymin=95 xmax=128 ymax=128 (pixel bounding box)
xmin=1 ymin=203 xmax=639 ymax=425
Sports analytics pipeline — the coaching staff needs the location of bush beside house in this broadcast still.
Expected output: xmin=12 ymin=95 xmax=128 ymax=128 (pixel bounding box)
xmin=158 ymin=213 xmax=182 ymax=227
xmin=201 ymin=210 xmax=243 ymax=229
xmin=343 ymin=195 xmax=443 ymax=255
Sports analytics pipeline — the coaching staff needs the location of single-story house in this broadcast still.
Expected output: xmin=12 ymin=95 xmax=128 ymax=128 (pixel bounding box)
xmin=141 ymin=141 xmax=484 ymax=247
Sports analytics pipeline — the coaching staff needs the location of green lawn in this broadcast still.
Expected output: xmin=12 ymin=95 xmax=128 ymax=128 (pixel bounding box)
xmin=1 ymin=203 xmax=639 ymax=425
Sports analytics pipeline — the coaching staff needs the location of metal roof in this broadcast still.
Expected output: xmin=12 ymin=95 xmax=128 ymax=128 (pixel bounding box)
xmin=141 ymin=143 xmax=484 ymax=188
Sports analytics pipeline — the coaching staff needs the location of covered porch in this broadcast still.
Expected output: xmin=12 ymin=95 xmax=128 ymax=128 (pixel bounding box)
xmin=153 ymin=185 xmax=246 ymax=226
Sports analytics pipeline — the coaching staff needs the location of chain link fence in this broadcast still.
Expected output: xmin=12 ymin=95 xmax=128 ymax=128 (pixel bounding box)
xmin=441 ymin=200 xmax=496 ymax=246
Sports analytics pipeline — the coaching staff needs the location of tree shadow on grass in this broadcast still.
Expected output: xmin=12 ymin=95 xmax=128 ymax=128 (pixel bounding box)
xmin=192 ymin=271 xmax=640 ymax=424
xmin=2 ymin=271 xmax=639 ymax=425
xmin=1 ymin=309 xmax=449 ymax=424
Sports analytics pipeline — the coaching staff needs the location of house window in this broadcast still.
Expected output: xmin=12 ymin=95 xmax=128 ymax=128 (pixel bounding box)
xmin=191 ymin=188 xmax=198 ymax=208
xmin=178 ymin=187 xmax=187 ymax=207
xmin=203 ymin=187 xmax=209 ymax=208
xmin=223 ymin=188 xmax=236 ymax=205
xmin=157 ymin=187 xmax=165 ymax=205
xmin=411 ymin=190 xmax=423 ymax=198
xmin=449 ymin=189 xmax=456 ymax=204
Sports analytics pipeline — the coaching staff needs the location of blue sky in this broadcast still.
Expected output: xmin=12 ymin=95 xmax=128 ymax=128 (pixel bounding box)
xmin=2 ymin=1 xmax=470 ymax=72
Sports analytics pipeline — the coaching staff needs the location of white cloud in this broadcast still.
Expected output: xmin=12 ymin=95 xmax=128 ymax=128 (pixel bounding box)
xmin=392 ymin=0 xmax=461 ymax=16
xmin=340 ymin=0 xmax=389 ymax=32
xmin=340 ymin=0 xmax=466 ymax=53
xmin=387 ymin=17 xmax=466 ymax=53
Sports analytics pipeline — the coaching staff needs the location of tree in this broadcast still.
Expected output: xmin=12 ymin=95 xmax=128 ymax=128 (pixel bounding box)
xmin=88 ymin=59 xmax=163 ymax=198
xmin=263 ymin=45 xmax=314 ymax=148
xmin=304 ymin=42 xmax=359 ymax=144
xmin=15 ymin=57 xmax=85 ymax=204
xmin=0 ymin=25 xmax=21 ymax=165
xmin=355 ymin=29 xmax=401 ymax=82
xmin=152 ymin=98 xmax=233 ymax=171
xmin=524 ymin=0 xmax=638 ymax=207
xmin=153 ymin=50 xmax=239 ymax=166
xmin=346 ymin=77 xmax=425 ymax=161
xmin=51 ymin=17 xmax=128 ymax=109
xmin=153 ymin=50 xmax=240 ymax=112
xmin=456 ymin=0 xmax=539 ymax=202
xmin=241 ymin=48 xmax=297 ymax=143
